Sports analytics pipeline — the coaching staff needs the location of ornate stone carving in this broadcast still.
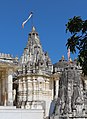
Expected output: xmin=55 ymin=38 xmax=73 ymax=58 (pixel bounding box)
xmin=51 ymin=60 xmax=87 ymax=119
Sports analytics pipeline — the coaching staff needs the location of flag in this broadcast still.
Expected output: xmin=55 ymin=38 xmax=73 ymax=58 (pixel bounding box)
xmin=67 ymin=48 xmax=70 ymax=61
xmin=22 ymin=12 xmax=33 ymax=28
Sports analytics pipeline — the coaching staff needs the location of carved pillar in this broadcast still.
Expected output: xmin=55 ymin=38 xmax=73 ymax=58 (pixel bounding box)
xmin=22 ymin=77 xmax=27 ymax=102
xmin=18 ymin=79 xmax=23 ymax=102
xmin=27 ymin=78 xmax=32 ymax=101
xmin=1 ymin=71 xmax=6 ymax=105
xmin=55 ymin=79 xmax=59 ymax=98
xmin=7 ymin=69 xmax=13 ymax=106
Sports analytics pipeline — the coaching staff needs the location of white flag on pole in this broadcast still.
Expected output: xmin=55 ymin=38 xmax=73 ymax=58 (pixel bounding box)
xmin=22 ymin=12 xmax=33 ymax=28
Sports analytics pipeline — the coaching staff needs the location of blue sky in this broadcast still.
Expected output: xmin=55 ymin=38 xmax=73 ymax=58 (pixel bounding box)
xmin=0 ymin=0 xmax=87 ymax=63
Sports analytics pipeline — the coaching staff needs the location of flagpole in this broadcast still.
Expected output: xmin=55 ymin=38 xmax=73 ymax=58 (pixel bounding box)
xmin=31 ymin=12 xmax=34 ymax=28
xmin=22 ymin=12 xmax=33 ymax=28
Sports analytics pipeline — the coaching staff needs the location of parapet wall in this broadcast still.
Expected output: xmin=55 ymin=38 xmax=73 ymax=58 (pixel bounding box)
xmin=0 ymin=106 xmax=44 ymax=119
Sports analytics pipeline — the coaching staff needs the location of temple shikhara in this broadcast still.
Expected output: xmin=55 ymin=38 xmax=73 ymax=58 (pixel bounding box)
xmin=0 ymin=26 xmax=87 ymax=119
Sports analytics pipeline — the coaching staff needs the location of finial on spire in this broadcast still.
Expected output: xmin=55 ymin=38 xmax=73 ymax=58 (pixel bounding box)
xmin=32 ymin=26 xmax=36 ymax=32
xmin=61 ymin=55 xmax=64 ymax=61
xmin=69 ymin=58 xmax=73 ymax=62
xmin=67 ymin=48 xmax=70 ymax=61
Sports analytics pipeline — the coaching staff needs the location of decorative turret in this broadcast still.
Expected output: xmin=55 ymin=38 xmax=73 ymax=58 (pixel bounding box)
xmin=19 ymin=26 xmax=53 ymax=75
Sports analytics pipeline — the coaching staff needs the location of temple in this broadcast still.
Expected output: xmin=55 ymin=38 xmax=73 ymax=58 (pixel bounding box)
xmin=16 ymin=27 xmax=53 ymax=116
xmin=50 ymin=57 xmax=87 ymax=119
xmin=0 ymin=26 xmax=87 ymax=119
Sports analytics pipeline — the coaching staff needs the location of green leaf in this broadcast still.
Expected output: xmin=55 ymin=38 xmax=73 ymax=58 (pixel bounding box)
xmin=66 ymin=16 xmax=87 ymax=76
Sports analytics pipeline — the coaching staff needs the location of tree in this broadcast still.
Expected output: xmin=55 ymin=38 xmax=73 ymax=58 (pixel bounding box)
xmin=66 ymin=16 xmax=87 ymax=76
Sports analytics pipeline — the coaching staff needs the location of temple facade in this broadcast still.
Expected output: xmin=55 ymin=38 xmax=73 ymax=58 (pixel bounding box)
xmin=0 ymin=26 xmax=87 ymax=119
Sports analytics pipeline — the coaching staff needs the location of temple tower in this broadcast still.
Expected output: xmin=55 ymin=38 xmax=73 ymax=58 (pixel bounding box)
xmin=17 ymin=27 xmax=53 ymax=117
xmin=51 ymin=58 xmax=86 ymax=119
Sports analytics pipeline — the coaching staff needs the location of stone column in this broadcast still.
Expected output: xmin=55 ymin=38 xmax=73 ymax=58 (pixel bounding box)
xmin=22 ymin=77 xmax=27 ymax=102
xmin=1 ymin=71 xmax=6 ymax=106
xmin=55 ymin=79 xmax=59 ymax=98
xmin=27 ymin=78 xmax=32 ymax=101
xmin=18 ymin=79 xmax=23 ymax=102
xmin=7 ymin=69 xmax=13 ymax=106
